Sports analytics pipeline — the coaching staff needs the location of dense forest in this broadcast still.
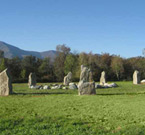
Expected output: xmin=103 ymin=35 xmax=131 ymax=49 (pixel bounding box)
xmin=0 ymin=44 xmax=144 ymax=83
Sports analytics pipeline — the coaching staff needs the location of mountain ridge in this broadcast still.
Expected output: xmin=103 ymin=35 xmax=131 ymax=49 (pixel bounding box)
xmin=0 ymin=41 xmax=57 ymax=60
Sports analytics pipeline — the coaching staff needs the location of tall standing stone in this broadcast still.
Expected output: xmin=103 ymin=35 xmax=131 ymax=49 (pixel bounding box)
xmin=89 ymin=70 xmax=93 ymax=82
xmin=133 ymin=70 xmax=140 ymax=84
xmin=64 ymin=72 xmax=72 ymax=86
xmin=100 ymin=71 xmax=106 ymax=85
xmin=28 ymin=73 xmax=37 ymax=87
xmin=78 ymin=65 xmax=96 ymax=95
xmin=0 ymin=69 xmax=12 ymax=96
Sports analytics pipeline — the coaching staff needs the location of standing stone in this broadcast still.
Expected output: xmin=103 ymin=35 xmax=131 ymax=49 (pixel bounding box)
xmin=78 ymin=65 xmax=96 ymax=95
xmin=28 ymin=73 xmax=37 ymax=87
xmin=133 ymin=70 xmax=140 ymax=84
xmin=89 ymin=71 xmax=93 ymax=82
xmin=63 ymin=72 xmax=72 ymax=86
xmin=0 ymin=69 xmax=12 ymax=96
xmin=100 ymin=71 xmax=106 ymax=85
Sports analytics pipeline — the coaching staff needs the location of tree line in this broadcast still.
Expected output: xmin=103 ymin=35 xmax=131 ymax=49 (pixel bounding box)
xmin=0 ymin=45 xmax=144 ymax=83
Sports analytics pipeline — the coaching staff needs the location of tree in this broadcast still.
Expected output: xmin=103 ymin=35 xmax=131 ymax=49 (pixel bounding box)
xmin=38 ymin=57 xmax=54 ymax=81
xmin=0 ymin=58 xmax=6 ymax=72
xmin=21 ymin=55 xmax=38 ymax=77
xmin=39 ymin=58 xmax=51 ymax=75
xmin=111 ymin=56 xmax=124 ymax=80
xmin=7 ymin=57 xmax=21 ymax=80
xmin=79 ymin=52 xmax=89 ymax=66
xmin=88 ymin=52 xmax=101 ymax=81
xmin=97 ymin=53 xmax=112 ymax=80
xmin=64 ymin=54 xmax=77 ymax=73
xmin=21 ymin=69 xmax=26 ymax=79
xmin=100 ymin=53 xmax=112 ymax=71
xmin=123 ymin=59 xmax=133 ymax=80
xmin=56 ymin=44 xmax=71 ymax=55
xmin=54 ymin=45 xmax=71 ymax=81
xmin=128 ymin=57 xmax=145 ymax=79
xmin=64 ymin=54 xmax=79 ymax=81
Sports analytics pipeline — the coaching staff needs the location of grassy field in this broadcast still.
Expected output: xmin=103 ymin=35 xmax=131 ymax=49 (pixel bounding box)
xmin=1 ymin=82 xmax=145 ymax=135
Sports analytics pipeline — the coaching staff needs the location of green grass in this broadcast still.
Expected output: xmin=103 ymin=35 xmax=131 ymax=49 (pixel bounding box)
xmin=1 ymin=82 xmax=145 ymax=135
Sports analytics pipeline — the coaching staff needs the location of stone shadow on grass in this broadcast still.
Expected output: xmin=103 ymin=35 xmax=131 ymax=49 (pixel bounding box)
xmin=12 ymin=92 xmax=76 ymax=95
xmin=12 ymin=92 xmax=145 ymax=96
xmin=96 ymin=92 xmax=145 ymax=96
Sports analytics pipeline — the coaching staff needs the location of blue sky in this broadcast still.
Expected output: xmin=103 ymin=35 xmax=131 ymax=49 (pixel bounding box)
xmin=0 ymin=0 xmax=145 ymax=58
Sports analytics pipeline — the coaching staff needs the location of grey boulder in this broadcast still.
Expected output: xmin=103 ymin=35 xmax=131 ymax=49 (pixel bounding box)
xmin=69 ymin=84 xmax=78 ymax=90
xmin=43 ymin=85 xmax=50 ymax=90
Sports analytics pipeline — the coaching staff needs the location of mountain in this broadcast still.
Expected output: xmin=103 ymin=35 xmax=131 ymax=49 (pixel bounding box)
xmin=0 ymin=41 xmax=57 ymax=61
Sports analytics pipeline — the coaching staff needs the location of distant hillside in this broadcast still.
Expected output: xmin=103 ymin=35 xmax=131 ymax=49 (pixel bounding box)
xmin=0 ymin=41 xmax=57 ymax=61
